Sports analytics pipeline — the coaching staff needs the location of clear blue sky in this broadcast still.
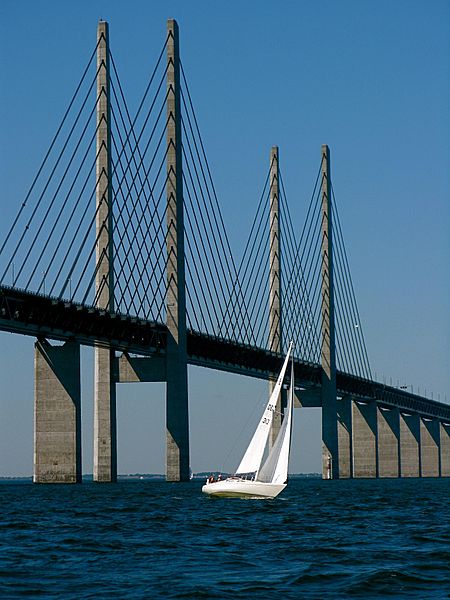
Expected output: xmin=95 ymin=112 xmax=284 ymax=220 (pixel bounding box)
xmin=0 ymin=1 xmax=449 ymax=476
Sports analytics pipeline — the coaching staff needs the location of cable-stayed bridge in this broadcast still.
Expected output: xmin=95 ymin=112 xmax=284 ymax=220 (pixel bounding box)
xmin=1 ymin=20 xmax=449 ymax=483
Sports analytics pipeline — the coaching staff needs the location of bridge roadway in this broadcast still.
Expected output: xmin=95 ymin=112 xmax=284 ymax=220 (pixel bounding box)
xmin=1 ymin=285 xmax=449 ymax=421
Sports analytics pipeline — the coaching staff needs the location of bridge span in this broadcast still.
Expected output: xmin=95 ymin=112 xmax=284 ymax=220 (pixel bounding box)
xmin=0 ymin=19 xmax=448 ymax=482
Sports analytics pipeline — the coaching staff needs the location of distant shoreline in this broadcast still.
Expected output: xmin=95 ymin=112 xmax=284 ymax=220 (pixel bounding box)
xmin=0 ymin=472 xmax=321 ymax=483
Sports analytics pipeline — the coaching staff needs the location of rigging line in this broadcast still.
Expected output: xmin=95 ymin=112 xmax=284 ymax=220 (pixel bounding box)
xmin=279 ymin=198 xmax=317 ymax=355
xmin=288 ymin=201 xmax=322 ymax=356
xmin=331 ymin=190 xmax=372 ymax=378
xmin=180 ymin=116 xmax=241 ymax=340
xmin=279 ymin=170 xmax=318 ymax=336
xmin=180 ymin=129 xmax=232 ymax=337
xmin=108 ymin=93 xmax=169 ymax=238
xmin=147 ymin=232 xmax=170 ymax=324
xmin=222 ymin=166 xmax=272 ymax=345
xmin=15 ymin=98 xmax=100 ymax=289
xmin=109 ymin=68 xmax=164 ymax=245
xmin=306 ymin=250 xmax=324 ymax=362
xmin=333 ymin=274 xmax=356 ymax=375
xmin=179 ymin=93 xmax=240 ymax=316
xmin=55 ymin=160 xmax=102 ymax=298
xmin=332 ymin=225 xmax=365 ymax=378
xmin=182 ymin=171 xmax=223 ymax=334
xmin=241 ymin=207 xmax=270 ymax=322
xmin=108 ymin=127 xmax=151 ymax=307
xmin=334 ymin=300 xmax=352 ymax=374
xmin=184 ymin=235 xmax=216 ymax=335
xmin=184 ymin=272 xmax=200 ymax=332
xmin=278 ymin=161 xmax=322 ymax=298
xmin=282 ymin=194 xmax=321 ymax=334
xmin=109 ymin=54 xmax=169 ymax=207
xmin=181 ymin=101 xmax=255 ymax=344
xmin=180 ymin=63 xmax=250 ymax=314
xmin=239 ymin=186 xmax=271 ymax=301
xmin=26 ymin=120 xmax=100 ymax=292
xmin=249 ymin=240 xmax=272 ymax=345
xmin=108 ymin=106 xmax=163 ymax=305
xmin=110 ymin=120 xmax=169 ymax=271
xmin=107 ymin=37 xmax=168 ymax=158
xmin=1 ymin=71 xmax=103 ymax=285
xmin=0 ymin=41 xmax=100 ymax=260
xmin=110 ymin=157 xmax=168 ymax=318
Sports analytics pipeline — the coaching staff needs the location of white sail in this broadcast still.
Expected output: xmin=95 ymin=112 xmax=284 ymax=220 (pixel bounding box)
xmin=257 ymin=359 xmax=294 ymax=484
xmin=235 ymin=342 xmax=293 ymax=476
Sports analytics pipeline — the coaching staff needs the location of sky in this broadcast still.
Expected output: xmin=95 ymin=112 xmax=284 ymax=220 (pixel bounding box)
xmin=0 ymin=1 xmax=449 ymax=477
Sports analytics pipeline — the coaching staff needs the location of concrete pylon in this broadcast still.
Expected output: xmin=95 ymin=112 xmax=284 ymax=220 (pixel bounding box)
xmin=320 ymin=144 xmax=339 ymax=479
xmin=420 ymin=418 xmax=440 ymax=477
xmin=440 ymin=422 xmax=450 ymax=476
xmin=399 ymin=412 xmax=420 ymax=477
xmin=377 ymin=406 xmax=400 ymax=477
xmin=165 ymin=19 xmax=190 ymax=482
xmin=93 ymin=20 xmax=117 ymax=483
xmin=352 ymin=400 xmax=377 ymax=477
xmin=268 ymin=146 xmax=286 ymax=448
xmin=337 ymin=396 xmax=352 ymax=478
xmin=34 ymin=339 xmax=81 ymax=483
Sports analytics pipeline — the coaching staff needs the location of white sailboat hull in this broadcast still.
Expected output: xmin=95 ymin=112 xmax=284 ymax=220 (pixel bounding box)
xmin=202 ymin=478 xmax=286 ymax=499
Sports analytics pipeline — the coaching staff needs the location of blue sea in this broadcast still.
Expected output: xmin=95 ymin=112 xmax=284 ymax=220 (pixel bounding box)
xmin=0 ymin=478 xmax=449 ymax=599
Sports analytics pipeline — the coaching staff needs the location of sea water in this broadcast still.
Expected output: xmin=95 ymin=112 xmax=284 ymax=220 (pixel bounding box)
xmin=0 ymin=478 xmax=449 ymax=599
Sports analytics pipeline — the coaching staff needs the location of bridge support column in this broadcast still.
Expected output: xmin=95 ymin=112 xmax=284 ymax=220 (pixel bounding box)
xmin=337 ymin=396 xmax=352 ymax=478
xmin=420 ymin=418 xmax=440 ymax=477
xmin=34 ymin=339 xmax=81 ymax=483
xmin=320 ymin=145 xmax=339 ymax=479
xmin=268 ymin=146 xmax=286 ymax=448
xmin=93 ymin=20 xmax=117 ymax=483
xmin=165 ymin=19 xmax=190 ymax=482
xmin=399 ymin=413 xmax=420 ymax=477
xmin=377 ymin=406 xmax=400 ymax=477
xmin=352 ymin=401 xmax=377 ymax=477
xmin=440 ymin=422 xmax=450 ymax=476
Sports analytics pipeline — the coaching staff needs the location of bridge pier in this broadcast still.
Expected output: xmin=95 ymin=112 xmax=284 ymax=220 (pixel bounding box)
xmin=399 ymin=413 xmax=420 ymax=477
xmin=377 ymin=406 xmax=400 ymax=477
xmin=420 ymin=417 xmax=440 ymax=477
xmin=440 ymin=423 xmax=450 ymax=476
xmin=337 ymin=396 xmax=352 ymax=478
xmin=352 ymin=400 xmax=377 ymax=477
xmin=34 ymin=339 xmax=81 ymax=483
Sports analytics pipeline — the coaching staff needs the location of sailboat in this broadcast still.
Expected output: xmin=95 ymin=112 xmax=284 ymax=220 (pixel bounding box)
xmin=202 ymin=341 xmax=294 ymax=499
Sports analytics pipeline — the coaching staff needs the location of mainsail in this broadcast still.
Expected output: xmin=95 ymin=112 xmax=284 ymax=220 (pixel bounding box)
xmin=235 ymin=342 xmax=293 ymax=476
xmin=257 ymin=359 xmax=294 ymax=484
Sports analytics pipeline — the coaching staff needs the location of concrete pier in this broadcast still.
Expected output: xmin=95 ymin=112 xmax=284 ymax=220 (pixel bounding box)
xmin=440 ymin=423 xmax=450 ymax=477
xmin=337 ymin=396 xmax=352 ymax=478
xmin=165 ymin=19 xmax=190 ymax=481
xmin=399 ymin=413 xmax=420 ymax=477
xmin=420 ymin=418 xmax=440 ymax=477
xmin=320 ymin=145 xmax=339 ymax=479
xmin=352 ymin=401 xmax=377 ymax=477
xmin=34 ymin=339 xmax=81 ymax=483
xmin=268 ymin=146 xmax=286 ymax=448
xmin=377 ymin=406 xmax=400 ymax=477
xmin=93 ymin=20 xmax=117 ymax=483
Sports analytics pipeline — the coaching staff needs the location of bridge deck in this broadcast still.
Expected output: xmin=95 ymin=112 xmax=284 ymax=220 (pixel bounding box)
xmin=1 ymin=285 xmax=449 ymax=421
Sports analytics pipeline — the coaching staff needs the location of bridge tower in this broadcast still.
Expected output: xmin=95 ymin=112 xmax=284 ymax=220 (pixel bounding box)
xmin=268 ymin=146 xmax=287 ymax=446
xmin=93 ymin=20 xmax=117 ymax=483
xmin=320 ymin=144 xmax=339 ymax=479
xmin=165 ymin=19 xmax=190 ymax=481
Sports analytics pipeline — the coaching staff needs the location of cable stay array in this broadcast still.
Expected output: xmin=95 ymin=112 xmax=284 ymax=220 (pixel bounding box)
xmin=0 ymin=25 xmax=371 ymax=380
